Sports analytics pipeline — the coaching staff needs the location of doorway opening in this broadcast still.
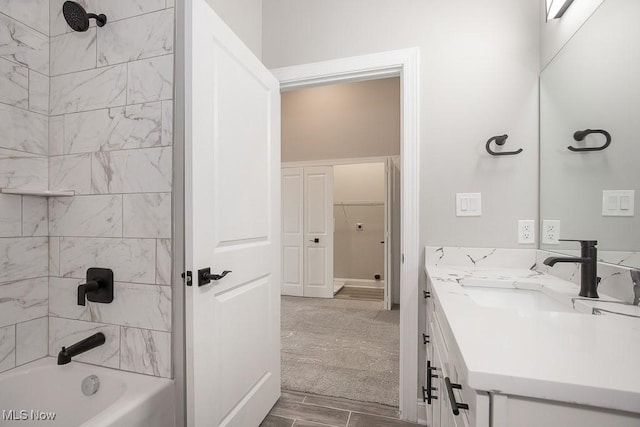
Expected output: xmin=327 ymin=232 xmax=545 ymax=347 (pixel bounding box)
xmin=279 ymin=78 xmax=402 ymax=408
xmin=271 ymin=48 xmax=420 ymax=421
xmin=333 ymin=160 xmax=401 ymax=310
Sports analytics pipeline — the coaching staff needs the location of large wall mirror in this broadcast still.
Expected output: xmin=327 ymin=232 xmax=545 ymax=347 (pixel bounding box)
xmin=540 ymin=0 xmax=640 ymax=268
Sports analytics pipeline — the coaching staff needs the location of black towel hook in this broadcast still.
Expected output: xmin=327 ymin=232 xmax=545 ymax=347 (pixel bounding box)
xmin=486 ymin=134 xmax=523 ymax=156
xmin=568 ymin=129 xmax=611 ymax=152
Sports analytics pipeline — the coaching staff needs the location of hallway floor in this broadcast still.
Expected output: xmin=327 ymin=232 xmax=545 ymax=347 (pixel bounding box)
xmin=261 ymin=390 xmax=421 ymax=427
xmin=334 ymin=285 xmax=384 ymax=302
xmin=281 ymin=296 xmax=399 ymax=407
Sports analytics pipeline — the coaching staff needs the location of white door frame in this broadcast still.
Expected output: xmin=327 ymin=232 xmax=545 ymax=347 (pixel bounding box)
xmin=271 ymin=47 xmax=420 ymax=422
xmin=384 ymin=158 xmax=392 ymax=311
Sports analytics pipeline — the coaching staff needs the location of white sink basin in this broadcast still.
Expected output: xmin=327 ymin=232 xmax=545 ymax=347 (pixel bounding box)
xmin=459 ymin=278 xmax=579 ymax=313
xmin=463 ymin=287 xmax=576 ymax=313
xmin=457 ymin=278 xmax=639 ymax=317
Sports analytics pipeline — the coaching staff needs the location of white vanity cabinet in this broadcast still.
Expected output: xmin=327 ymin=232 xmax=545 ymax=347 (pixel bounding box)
xmin=423 ymin=272 xmax=640 ymax=427
xmin=425 ymin=284 xmax=489 ymax=427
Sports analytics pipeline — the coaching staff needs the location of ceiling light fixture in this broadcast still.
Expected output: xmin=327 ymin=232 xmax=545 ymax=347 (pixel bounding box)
xmin=546 ymin=0 xmax=575 ymax=20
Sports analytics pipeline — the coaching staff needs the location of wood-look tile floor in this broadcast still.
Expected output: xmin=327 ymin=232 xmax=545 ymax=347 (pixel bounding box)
xmin=261 ymin=390 xmax=422 ymax=427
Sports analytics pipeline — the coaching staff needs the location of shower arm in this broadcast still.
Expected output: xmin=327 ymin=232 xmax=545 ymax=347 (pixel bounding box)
xmin=87 ymin=12 xmax=107 ymax=27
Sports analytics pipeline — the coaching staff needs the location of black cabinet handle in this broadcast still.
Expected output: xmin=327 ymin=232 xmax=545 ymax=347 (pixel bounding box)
xmin=426 ymin=361 xmax=438 ymax=404
xmin=445 ymin=377 xmax=469 ymax=415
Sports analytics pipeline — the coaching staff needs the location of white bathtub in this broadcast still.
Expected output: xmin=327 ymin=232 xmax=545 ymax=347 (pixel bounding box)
xmin=0 ymin=357 xmax=174 ymax=427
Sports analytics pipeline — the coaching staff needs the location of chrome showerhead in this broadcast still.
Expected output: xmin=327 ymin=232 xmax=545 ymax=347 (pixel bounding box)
xmin=63 ymin=1 xmax=107 ymax=32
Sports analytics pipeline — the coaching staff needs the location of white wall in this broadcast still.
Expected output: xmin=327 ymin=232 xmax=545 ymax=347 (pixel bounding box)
xmin=205 ymin=0 xmax=262 ymax=59
xmin=541 ymin=0 xmax=606 ymax=68
xmin=264 ymin=0 xmax=541 ymax=250
xmin=281 ymin=78 xmax=400 ymax=162
xmin=333 ymin=163 xmax=385 ymax=280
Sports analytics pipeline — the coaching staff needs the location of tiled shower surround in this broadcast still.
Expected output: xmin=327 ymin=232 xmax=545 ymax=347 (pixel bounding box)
xmin=0 ymin=0 xmax=51 ymax=374
xmin=0 ymin=0 xmax=174 ymax=378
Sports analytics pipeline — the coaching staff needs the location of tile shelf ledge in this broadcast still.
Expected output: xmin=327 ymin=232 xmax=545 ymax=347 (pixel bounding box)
xmin=0 ymin=188 xmax=75 ymax=197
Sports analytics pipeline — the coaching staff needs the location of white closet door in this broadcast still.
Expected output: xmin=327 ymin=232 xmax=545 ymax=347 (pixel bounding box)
xmin=185 ymin=0 xmax=281 ymax=425
xmin=282 ymin=168 xmax=304 ymax=296
xmin=303 ymin=166 xmax=334 ymax=298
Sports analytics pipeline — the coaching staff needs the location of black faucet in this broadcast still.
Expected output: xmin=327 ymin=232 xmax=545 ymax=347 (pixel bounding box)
xmin=57 ymin=332 xmax=106 ymax=365
xmin=543 ymin=239 xmax=600 ymax=298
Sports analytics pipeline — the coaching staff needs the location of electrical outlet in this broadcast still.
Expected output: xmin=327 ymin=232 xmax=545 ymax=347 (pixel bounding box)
xmin=518 ymin=220 xmax=535 ymax=244
xmin=542 ymin=220 xmax=561 ymax=245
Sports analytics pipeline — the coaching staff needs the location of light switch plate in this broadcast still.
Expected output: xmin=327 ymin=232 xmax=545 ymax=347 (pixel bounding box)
xmin=602 ymin=190 xmax=635 ymax=217
xmin=456 ymin=193 xmax=481 ymax=217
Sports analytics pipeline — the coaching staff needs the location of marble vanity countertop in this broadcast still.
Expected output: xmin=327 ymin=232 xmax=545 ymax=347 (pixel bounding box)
xmin=425 ymin=265 xmax=640 ymax=414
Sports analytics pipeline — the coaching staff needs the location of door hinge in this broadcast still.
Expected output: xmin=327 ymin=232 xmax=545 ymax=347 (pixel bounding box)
xmin=423 ymin=290 xmax=431 ymax=299
xmin=423 ymin=333 xmax=430 ymax=345
xmin=182 ymin=271 xmax=193 ymax=286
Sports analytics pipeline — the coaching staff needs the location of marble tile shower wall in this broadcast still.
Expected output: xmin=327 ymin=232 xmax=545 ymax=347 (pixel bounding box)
xmin=0 ymin=1 xmax=50 ymax=374
xmin=0 ymin=0 xmax=174 ymax=377
xmin=47 ymin=0 xmax=175 ymax=378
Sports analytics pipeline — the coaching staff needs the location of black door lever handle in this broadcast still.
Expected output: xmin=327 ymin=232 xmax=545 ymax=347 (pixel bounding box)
xmin=198 ymin=268 xmax=232 ymax=286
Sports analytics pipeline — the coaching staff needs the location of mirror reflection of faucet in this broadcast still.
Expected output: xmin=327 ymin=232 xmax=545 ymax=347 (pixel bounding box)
xmin=78 ymin=268 xmax=114 ymax=306
xmin=631 ymin=269 xmax=640 ymax=306
xmin=543 ymin=239 xmax=600 ymax=298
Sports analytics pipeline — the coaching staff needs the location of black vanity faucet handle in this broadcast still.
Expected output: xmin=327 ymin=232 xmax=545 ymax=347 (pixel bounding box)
xmin=445 ymin=377 xmax=469 ymax=416
xmin=77 ymin=280 xmax=100 ymax=306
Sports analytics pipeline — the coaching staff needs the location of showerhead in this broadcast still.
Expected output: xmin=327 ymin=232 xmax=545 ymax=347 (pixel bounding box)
xmin=63 ymin=1 xmax=107 ymax=32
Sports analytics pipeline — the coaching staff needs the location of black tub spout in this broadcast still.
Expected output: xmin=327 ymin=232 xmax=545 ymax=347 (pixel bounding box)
xmin=57 ymin=332 xmax=106 ymax=365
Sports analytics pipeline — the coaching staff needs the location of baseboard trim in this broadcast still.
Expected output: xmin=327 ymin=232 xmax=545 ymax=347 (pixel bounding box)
xmin=334 ymin=278 xmax=384 ymax=288
xmin=416 ymin=399 xmax=427 ymax=425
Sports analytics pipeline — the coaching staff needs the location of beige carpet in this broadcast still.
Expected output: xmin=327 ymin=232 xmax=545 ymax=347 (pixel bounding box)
xmin=281 ymin=296 xmax=400 ymax=407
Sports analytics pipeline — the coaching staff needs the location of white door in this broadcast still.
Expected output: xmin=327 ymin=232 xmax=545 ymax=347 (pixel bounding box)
xmin=303 ymin=166 xmax=334 ymax=298
xmin=185 ymin=0 xmax=281 ymax=425
xmin=384 ymin=158 xmax=392 ymax=310
xmin=282 ymin=168 xmax=304 ymax=296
